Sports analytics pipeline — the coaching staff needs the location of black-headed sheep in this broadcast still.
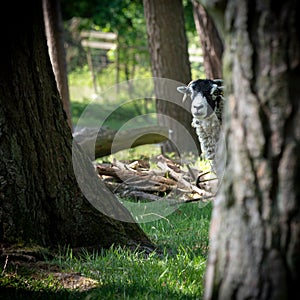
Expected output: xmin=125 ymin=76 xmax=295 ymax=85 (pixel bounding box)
xmin=177 ymin=79 xmax=225 ymax=173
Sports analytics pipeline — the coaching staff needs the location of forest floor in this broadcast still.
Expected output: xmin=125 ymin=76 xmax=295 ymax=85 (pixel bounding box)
xmin=0 ymin=80 xmax=214 ymax=298
xmin=0 ymin=148 xmax=214 ymax=299
xmin=0 ymin=201 xmax=212 ymax=299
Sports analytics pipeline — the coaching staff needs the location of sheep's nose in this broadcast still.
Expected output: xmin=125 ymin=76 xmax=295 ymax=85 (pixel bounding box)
xmin=193 ymin=104 xmax=204 ymax=110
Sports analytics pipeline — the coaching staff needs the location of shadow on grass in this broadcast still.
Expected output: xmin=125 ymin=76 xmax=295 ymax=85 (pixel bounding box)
xmin=1 ymin=283 xmax=201 ymax=300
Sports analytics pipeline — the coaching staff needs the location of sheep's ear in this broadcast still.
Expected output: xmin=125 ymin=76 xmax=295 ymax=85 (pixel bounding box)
xmin=177 ymin=86 xmax=190 ymax=102
xmin=177 ymin=86 xmax=189 ymax=94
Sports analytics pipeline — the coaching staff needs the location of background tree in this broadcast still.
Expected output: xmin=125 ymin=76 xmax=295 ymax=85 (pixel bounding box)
xmin=143 ymin=0 xmax=200 ymax=154
xmin=0 ymin=1 xmax=153 ymax=251
xmin=43 ymin=0 xmax=73 ymax=130
xmin=202 ymin=0 xmax=300 ymax=299
xmin=192 ymin=0 xmax=223 ymax=79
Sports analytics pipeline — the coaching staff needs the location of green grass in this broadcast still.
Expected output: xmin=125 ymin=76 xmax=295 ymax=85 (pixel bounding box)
xmin=69 ymin=64 xmax=156 ymax=131
xmin=56 ymin=202 xmax=211 ymax=299
xmin=0 ymin=203 xmax=212 ymax=299
xmin=71 ymin=97 xmax=156 ymax=130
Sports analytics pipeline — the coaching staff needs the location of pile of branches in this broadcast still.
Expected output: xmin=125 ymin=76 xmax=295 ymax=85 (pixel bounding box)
xmin=96 ymin=155 xmax=218 ymax=204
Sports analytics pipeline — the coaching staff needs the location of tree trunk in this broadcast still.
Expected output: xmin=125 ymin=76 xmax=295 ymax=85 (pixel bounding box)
xmin=43 ymin=0 xmax=73 ymax=130
xmin=143 ymin=0 xmax=200 ymax=155
xmin=0 ymin=2 xmax=153 ymax=251
xmin=192 ymin=0 xmax=223 ymax=79
xmin=204 ymin=1 xmax=300 ymax=299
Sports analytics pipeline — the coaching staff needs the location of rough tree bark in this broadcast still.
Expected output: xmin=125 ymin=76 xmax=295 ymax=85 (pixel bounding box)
xmin=204 ymin=0 xmax=300 ymax=299
xmin=192 ymin=0 xmax=223 ymax=79
xmin=43 ymin=0 xmax=73 ymax=130
xmin=143 ymin=0 xmax=200 ymax=155
xmin=0 ymin=2 xmax=153 ymax=251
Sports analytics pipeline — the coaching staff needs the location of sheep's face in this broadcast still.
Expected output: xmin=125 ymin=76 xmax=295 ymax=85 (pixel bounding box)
xmin=177 ymin=79 xmax=224 ymax=120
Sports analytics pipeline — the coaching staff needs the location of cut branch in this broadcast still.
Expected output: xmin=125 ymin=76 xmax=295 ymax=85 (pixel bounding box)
xmin=96 ymin=155 xmax=216 ymax=203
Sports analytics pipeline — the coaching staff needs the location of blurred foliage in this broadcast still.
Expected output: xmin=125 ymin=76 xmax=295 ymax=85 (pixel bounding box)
xmin=61 ymin=0 xmax=202 ymax=76
xmin=61 ymin=0 xmax=195 ymax=35
xmin=61 ymin=0 xmax=149 ymax=74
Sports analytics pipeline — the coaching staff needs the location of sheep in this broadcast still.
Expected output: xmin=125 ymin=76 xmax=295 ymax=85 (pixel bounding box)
xmin=177 ymin=79 xmax=225 ymax=174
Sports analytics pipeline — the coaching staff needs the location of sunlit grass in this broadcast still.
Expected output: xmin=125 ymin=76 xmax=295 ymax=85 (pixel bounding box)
xmin=0 ymin=203 xmax=212 ymax=299
xmin=71 ymin=97 xmax=156 ymax=130
xmin=69 ymin=64 xmax=153 ymax=103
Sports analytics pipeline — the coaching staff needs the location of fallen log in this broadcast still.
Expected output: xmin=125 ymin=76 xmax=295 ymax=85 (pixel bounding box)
xmin=73 ymin=126 xmax=169 ymax=158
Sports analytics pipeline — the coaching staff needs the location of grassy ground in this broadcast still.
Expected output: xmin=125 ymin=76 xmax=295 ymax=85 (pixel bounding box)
xmin=0 ymin=203 xmax=212 ymax=299
xmin=69 ymin=65 xmax=156 ymax=130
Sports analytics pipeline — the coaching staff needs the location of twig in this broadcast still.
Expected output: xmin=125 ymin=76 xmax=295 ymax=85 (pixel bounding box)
xmin=1 ymin=255 xmax=8 ymax=275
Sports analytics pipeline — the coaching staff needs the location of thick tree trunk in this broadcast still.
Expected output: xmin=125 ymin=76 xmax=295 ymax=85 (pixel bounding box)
xmin=204 ymin=1 xmax=300 ymax=299
xmin=192 ymin=0 xmax=223 ymax=79
xmin=43 ymin=0 xmax=73 ymax=130
xmin=143 ymin=0 xmax=200 ymax=155
xmin=0 ymin=2 xmax=152 ymax=251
